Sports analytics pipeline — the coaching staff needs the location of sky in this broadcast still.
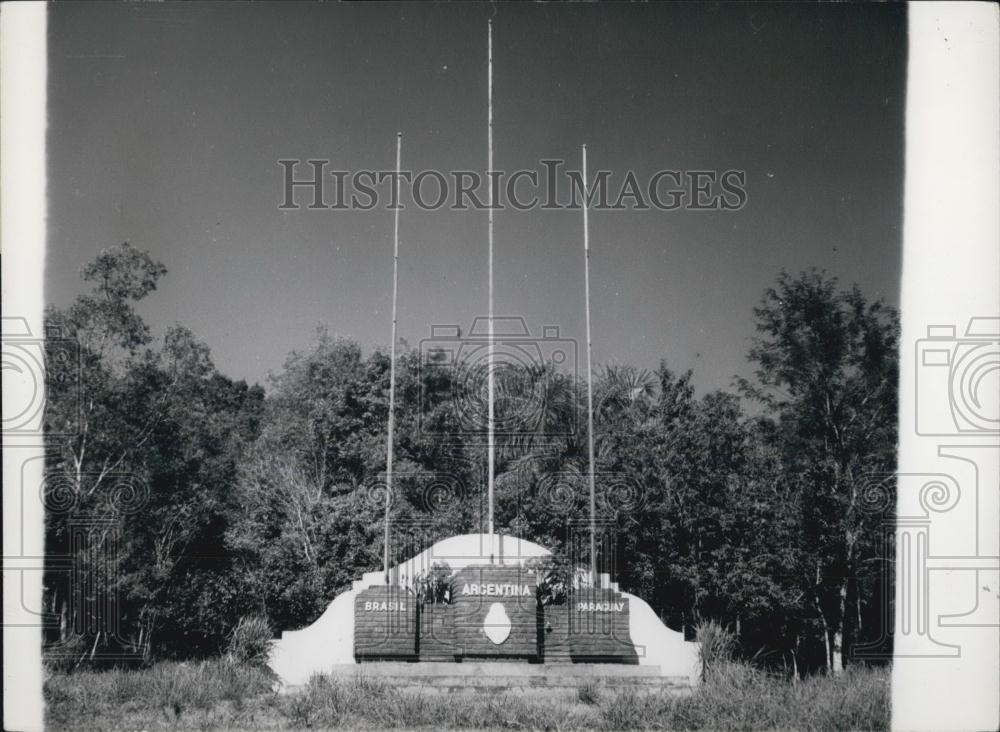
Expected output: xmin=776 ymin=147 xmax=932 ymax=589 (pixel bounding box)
xmin=46 ymin=2 xmax=907 ymax=394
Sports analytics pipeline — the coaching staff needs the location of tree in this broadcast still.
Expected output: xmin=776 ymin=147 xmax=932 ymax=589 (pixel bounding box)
xmin=44 ymin=243 xmax=264 ymax=664
xmin=739 ymin=269 xmax=899 ymax=673
xmin=226 ymin=332 xmax=481 ymax=630
xmin=43 ymin=243 xmax=168 ymax=664
xmin=42 ymin=246 xmax=899 ymax=676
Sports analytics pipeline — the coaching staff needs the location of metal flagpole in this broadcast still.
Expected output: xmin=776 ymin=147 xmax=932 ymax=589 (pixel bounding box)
xmin=383 ymin=132 xmax=402 ymax=585
xmin=581 ymin=143 xmax=598 ymax=587
xmin=487 ymin=19 xmax=496 ymax=562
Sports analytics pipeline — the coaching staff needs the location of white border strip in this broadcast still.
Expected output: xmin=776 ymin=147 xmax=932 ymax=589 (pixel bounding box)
xmin=2 ymin=3 xmax=47 ymax=731
xmin=894 ymin=4 xmax=1000 ymax=731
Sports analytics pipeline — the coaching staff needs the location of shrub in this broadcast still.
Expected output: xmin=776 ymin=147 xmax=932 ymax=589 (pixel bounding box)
xmin=696 ymin=619 xmax=737 ymax=674
xmin=527 ymin=555 xmax=573 ymax=606
xmin=789 ymin=665 xmax=891 ymax=732
xmin=42 ymin=633 xmax=92 ymax=673
xmin=225 ymin=614 xmax=272 ymax=667
xmin=600 ymin=688 xmax=657 ymax=730
xmin=577 ymin=679 xmax=602 ymax=705
xmin=661 ymin=660 xmax=890 ymax=732
xmin=279 ymin=689 xmax=316 ymax=728
xmin=413 ymin=561 xmax=453 ymax=604
xmin=151 ymin=662 xmax=217 ymax=714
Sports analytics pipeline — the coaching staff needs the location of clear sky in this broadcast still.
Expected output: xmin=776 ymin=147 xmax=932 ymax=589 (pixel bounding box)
xmin=46 ymin=2 xmax=906 ymax=394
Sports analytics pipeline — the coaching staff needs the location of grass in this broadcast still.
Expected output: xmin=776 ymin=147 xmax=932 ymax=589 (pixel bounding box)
xmin=44 ymin=659 xmax=890 ymax=731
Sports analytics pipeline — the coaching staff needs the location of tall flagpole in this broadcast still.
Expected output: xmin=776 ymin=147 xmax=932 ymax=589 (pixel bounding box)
xmin=581 ymin=144 xmax=598 ymax=587
xmin=383 ymin=132 xmax=402 ymax=585
xmin=487 ymin=19 xmax=496 ymax=561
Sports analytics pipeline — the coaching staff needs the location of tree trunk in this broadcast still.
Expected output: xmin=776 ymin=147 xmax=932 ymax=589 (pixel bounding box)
xmin=829 ymin=576 xmax=846 ymax=675
xmin=88 ymin=631 xmax=101 ymax=662
xmin=838 ymin=536 xmax=857 ymax=670
xmin=59 ymin=595 xmax=68 ymax=645
xmin=818 ymin=612 xmax=832 ymax=673
xmin=842 ymin=560 xmax=860 ymax=668
xmin=791 ymin=641 xmax=799 ymax=684
xmin=814 ymin=562 xmax=841 ymax=675
xmin=831 ymin=629 xmax=843 ymax=675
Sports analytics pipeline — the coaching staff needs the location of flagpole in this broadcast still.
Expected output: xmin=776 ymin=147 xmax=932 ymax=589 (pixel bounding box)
xmin=487 ymin=18 xmax=496 ymax=562
xmin=582 ymin=143 xmax=598 ymax=587
xmin=383 ymin=131 xmax=402 ymax=585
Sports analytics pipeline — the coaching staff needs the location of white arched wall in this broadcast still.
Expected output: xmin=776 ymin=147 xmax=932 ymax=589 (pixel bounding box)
xmin=624 ymin=591 xmax=701 ymax=685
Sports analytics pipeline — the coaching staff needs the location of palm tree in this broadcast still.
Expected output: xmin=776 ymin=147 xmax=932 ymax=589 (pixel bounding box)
xmin=596 ymin=364 xmax=657 ymax=416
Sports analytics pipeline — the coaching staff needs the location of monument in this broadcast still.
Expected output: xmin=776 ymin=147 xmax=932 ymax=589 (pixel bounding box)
xmin=270 ymin=533 xmax=700 ymax=688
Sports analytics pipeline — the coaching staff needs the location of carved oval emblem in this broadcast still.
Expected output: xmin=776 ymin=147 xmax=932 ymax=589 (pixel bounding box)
xmin=483 ymin=602 xmax=511 ymax=645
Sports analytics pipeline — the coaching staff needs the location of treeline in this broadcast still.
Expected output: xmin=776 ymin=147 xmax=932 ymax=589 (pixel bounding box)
xmin=42 ymin=243 xmax=898 ymax=676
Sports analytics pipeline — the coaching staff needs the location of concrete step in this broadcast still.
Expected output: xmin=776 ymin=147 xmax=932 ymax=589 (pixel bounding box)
xmin=297 ymin=662 xmax=693 ymax=694
xmin=355 ymin=676 xmax=675 ymax=687
xmin=347 ymin=661 xmax=664 ymax=677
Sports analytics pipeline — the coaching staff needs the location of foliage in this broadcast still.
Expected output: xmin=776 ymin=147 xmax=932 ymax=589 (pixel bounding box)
xmin=44 ymin=660 xmax=890 ymax=731
xmin=527 ymin=554 xmax=574 ymax=606
xmin=43 ymin=242 xmax=265 ymax=666
xmin=697 ymin=620 xmax=738 ymax=672
xmin=42 ymin=244 xmax=898 ymax=678
xmin=44 ymin=660 xmax=273 ymax=730
xmin=224 ymin=332 xmax=479 ymax=631
xmin=412 ymin=562 xmax=453 ymax=604
xmin=577 ymin=678 xmax=602 ymax=705
xmin=739 ymin=268 xmax=899 ymax=672
xmin=225 ymin=615 xmax=273 ymax=667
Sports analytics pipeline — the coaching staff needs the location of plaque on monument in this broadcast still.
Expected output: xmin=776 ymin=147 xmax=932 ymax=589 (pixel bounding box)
xmin=544 ymin=586 xmax=638 ymax=663
xmin=351 ymin=560 xmax=641 ymax=664
xmin=450 ymin=564 xmax=540 ymax=660
xmin=354 ymin=586 xmax=417 ymax=660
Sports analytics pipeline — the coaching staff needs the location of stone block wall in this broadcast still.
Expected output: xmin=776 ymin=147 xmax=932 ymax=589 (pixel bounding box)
xmin=354 ymin=586 xmax=417 ymax=660
xmin=354 ymin=570 xmax=637 ymax=663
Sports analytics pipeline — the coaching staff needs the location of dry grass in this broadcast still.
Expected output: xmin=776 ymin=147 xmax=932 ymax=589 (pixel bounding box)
xmin=44 ymin=658 xmax=889 ymax=731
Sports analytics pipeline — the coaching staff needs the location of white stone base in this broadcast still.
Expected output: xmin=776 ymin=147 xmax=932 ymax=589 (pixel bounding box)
xmin=624 ymin=591 xmax=701 ymax=685
xmin=269 ymin=585 xmax=358 ymax=687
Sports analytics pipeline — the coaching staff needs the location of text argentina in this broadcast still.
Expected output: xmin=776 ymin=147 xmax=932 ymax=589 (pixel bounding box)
xmin=460 ymin=583 xmax=533 ymax=597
